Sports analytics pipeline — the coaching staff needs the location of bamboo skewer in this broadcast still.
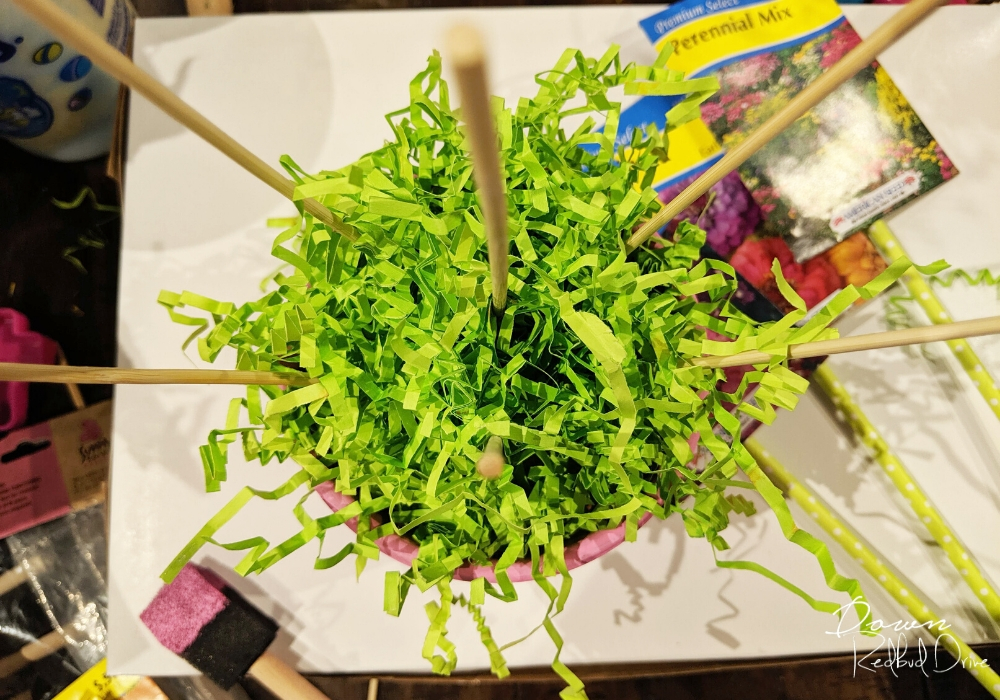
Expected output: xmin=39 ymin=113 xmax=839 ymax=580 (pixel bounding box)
xmin=690 ymin=315 xmax=1000 ymax=369
xmin=813 ymin=364 xmax=1000 ymax=623
xmin=869 ymin=220 xmax=1000 ymax=421
xmin=0 ymin=364 xmax=313 ymax=386
xmin=626 ymin=0 xmax=948 ymax=251
xmin=9 ymin=0 xmax=357 ymax=243
xmin=57 ymin=347 xmax=86 ymax=410
xmin=2 ymin=316 xmax=1000 ymax=384
xmin=746 ymin=438 xmax=1000 ymax=700
xmin=447 ymin=25 xmax=510 ymax=312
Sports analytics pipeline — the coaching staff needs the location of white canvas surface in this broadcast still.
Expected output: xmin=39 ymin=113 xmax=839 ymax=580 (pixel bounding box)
xmin=109 ymin=5 xmax=1000 ymax=676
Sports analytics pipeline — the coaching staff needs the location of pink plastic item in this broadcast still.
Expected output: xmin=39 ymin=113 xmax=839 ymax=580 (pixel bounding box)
xmin=316 ymin=482 xmax=654 ymax=583
xmin=0 ymin=309 xmax=58 ymax=431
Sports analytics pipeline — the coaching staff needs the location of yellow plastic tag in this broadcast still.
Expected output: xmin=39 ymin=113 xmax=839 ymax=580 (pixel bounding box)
xmin=54 ymin=659 xmax=140 ymax=700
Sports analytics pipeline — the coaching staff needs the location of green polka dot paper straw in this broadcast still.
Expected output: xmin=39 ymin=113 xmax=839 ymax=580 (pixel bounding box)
xmin=869 ymin=220 xmax=1000 ymax=421
xmin=814 ymin=363 xmax=1000 ymax=624
xmin=747 ymin=437 xmax=1000 ymax=700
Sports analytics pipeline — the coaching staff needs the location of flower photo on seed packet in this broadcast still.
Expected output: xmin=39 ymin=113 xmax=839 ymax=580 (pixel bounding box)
xmin=696 ymin=23 xmax=958 ymax=261
xmin=656 ymin=172 xmax=887 ymax=315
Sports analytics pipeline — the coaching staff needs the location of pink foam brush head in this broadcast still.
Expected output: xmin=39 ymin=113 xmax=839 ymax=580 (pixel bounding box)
xmin=139 ymin=563 xmax=228 ymax=655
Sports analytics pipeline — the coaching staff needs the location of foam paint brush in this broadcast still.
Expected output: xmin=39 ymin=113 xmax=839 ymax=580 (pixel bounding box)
xmin=140 ymin=564 xmax=327 ymax=700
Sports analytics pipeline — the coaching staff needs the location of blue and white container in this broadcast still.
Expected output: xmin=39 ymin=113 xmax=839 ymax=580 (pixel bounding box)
xmin=0 ymin=0 xmax=133 ymax=161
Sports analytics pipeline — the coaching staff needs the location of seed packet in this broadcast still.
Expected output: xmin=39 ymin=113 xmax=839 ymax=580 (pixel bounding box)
xmin=638 ymin=0 xmax=958 ymax=261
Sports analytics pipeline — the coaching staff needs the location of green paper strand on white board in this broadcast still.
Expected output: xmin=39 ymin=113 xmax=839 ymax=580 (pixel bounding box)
xmin=870 ymin=220 xmax=1000 ymax=422
xmin=813 ymin=363 xmax=1000 ymax=624
xmin=748 ymin=437 xmax=1000 ymax=700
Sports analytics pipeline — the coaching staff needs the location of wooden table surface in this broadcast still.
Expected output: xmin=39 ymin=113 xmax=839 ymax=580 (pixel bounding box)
xmin=2 ymin=1 xmax=999 ymax=697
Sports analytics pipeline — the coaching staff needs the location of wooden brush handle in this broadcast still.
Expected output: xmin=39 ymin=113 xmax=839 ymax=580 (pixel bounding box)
xmin=248 ymin=651 xmax=330 ymax=700
xmin=0 ymin=565 xmax=29 ymax=598
xmin=0 ymin=630 xmax=66 ymax=678
xmin=122 ymin=678 xmax=170 ymax=700
xmin=0 ymin=557 xmax=43 ymax=597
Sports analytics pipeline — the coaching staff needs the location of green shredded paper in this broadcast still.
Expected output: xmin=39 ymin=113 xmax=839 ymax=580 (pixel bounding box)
xmin=887 ymin=268 xmax=1000 ymax=332
xmin=158 ymin=44 xmax=944 ymax=696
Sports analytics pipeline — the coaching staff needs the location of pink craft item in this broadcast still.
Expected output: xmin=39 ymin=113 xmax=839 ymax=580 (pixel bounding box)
xmin=0 ymin=420 xmax=72 ymax=538
xmin=0 ymin=309 xmax=58 ymax=431
xmin=140 ymin=563 xmax=229 ymax=654
xmin=315 ymin=433 xmax=699 ymax=583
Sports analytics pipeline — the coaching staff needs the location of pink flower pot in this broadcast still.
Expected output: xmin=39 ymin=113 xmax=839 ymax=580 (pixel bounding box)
xmin=315 ymin=481 xmax=654 ymax=583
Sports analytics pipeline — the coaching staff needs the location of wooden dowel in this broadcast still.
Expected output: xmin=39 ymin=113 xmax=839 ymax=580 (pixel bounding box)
xmin=627 ymin=0 xmax=948 ymax=251
xmin=447 ymin=25 xmax=509 ymax=311
xmin=10 ymin=0 xmax=356 ymax=243
xmin=0 ymin=363 xmax=314 ymax=386
xmin=4 ymin=317 xmax=999 ymax=384
xmin=691 ymin=315 xmax=1000 ymax=369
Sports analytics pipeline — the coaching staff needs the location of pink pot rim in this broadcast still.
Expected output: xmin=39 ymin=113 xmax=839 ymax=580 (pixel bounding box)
xmin=315 ymin=481 xmax=653 ymax=583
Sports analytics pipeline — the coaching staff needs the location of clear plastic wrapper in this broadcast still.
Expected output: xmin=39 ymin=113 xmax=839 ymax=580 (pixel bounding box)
xmin=6 ymin=504 xmax=109 ymax=673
